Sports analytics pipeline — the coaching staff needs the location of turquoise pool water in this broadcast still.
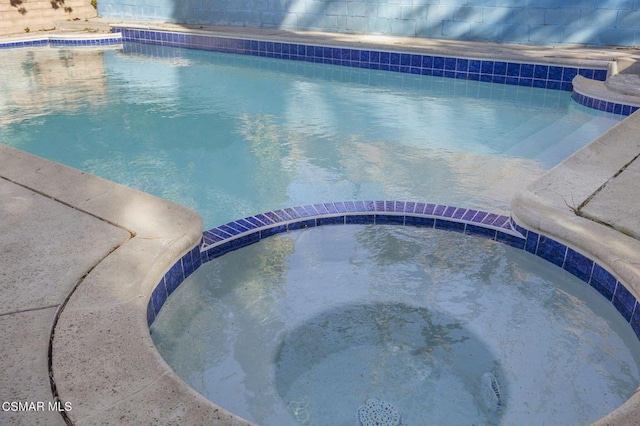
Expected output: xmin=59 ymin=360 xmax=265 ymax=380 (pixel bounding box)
xmin=0 ymin=43 xmax=623 ymax=229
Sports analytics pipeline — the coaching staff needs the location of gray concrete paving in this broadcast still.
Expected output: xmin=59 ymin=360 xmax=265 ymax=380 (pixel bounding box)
xmin=1 ymin=23 xmax=639 ymax=425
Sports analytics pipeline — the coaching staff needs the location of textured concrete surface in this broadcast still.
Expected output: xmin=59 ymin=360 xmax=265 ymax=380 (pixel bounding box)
xmin=0 ymin=25 xmax=640 ymax=425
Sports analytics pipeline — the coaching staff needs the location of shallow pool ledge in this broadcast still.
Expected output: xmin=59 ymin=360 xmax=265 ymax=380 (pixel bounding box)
xmin=511 ymin=110 xmax=640 ymax=425
xmin=0 ymin=145 xmax=245 ymax=424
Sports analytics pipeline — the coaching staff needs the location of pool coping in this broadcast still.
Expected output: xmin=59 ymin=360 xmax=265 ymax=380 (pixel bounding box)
xmin=1 ymin=26 xmax=640 ymax=425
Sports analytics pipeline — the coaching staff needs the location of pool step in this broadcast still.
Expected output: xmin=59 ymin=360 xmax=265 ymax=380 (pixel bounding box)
xmin=501 ymin=113 xmax=619 ymax=167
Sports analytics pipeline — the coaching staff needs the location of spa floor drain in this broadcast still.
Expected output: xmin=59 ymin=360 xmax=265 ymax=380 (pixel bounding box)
xmin=358 ymin=398 xmax=401 ymax=426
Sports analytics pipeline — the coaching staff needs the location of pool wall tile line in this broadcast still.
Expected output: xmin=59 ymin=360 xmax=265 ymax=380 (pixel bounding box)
xmin=571 ymin=92 xmax=639 ymax=117
xmin=112 ymin=27 xmax=608 ymax=94
xmin=0 ymin=33 xmax=123 ymax=49
xmin=147 ymin=201 xmax=640 ymax=344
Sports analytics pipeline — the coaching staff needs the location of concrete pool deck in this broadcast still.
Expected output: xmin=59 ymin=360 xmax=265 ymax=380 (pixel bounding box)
xmin=1 ymin=23 xmax=640 ymax=425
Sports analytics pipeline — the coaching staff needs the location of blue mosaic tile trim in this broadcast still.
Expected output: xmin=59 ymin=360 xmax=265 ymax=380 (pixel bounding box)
xmin=508 ymin=217 xmax=640 ymax=341
xmin=0 ymin=34 xmax=123 ymax=49
xmin=147 ymin=202 xmax=640 ymax=345
xmin=113 ymin=27 xmax=608 ymax=92
xmin=571 ymin=91 xmax=639 ymax=117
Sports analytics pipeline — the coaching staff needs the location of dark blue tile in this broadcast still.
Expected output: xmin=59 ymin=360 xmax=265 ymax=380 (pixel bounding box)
xmin=422 ymin=55 xmax=434 ymax=68
xmin=563 ymin=67 xmax=578 ymax=82
xmin=293 ymin=206 xmax=311 ymax=217
xmin=370 ymin=51 xmax=380 ymax=63
xmin=444 ymin=57 xmax=456 ymax=70
xmin=494 ymin=61 xmax=507 ymax=75
xmin=492 ymin=216 xmax=509 ymax=228
xmin=613 ymin=283 xmax=636 ymax=322
xmin=433 ymin=56 xmax=445 ymax=69
xmin=481 ymin=213 xmax=499 ymax=225
xmin=443 ymin=206 xmax=457 ymax=217
xmin=577 ymin=68 xmax=594 ymax=79
xmin=346 ymin=215 xmax=375 ymax=225
xmin=465 ymin=224 xmax=496 ymax=239
xmin=506 ymin=76 xmax=519 ymax=85
xmin=452 ymin=208 xmax=466 ymax=219
xmin=411 ymin=54 xmax=422 ymax=67
xmin=525 ymin=231 xmax=539 ymax=254
xmin=376 ymin=214 xmax=404 ymax=225
xmin=150 ymin=281 xmax=167 ymax=319
xmin=360 ymin=50 xmax=370 ymax=62
xmin=520 ymin=63 xmax=534 ymax=78
xmin=227 ymin=221 xmax=251 ymax=233
xmin=405 ymin=201 xmax=416 ymax=213
xmin=165 ymin=261 xmax=185 ymax=296
xmin=519 ymin=77 xmax=533 ymax=87
xmin=410 ymin=202 xmax=424 ymax=214
xmin=317 ymin=216 xmax=345 ymax=226
xmin=536 ymin=236 xmax=566 ymax=267
xmin=433 ymin=205 xmax=446 ymax=216
xmin=333 ymin=202 xmax=348 ymax=213
xmin=423 ymin=203 xmax=438 ymax=215
xmin=284 ymin=207 xmax=301 ymax=219
xmin=390 ymin=52 xmax=401 ymax=65
xmin=380 ymin=52 xmax=390 ymax=64
xmin=456 ymin=58 xmax=469 ymax=72
xmin=218 ymin=224 xmax=242 ymax=236
xmin=288 ymin=219 xmax=316 ymax=231
xmin=147 ymin=300 xmax=156 ymax=326
xmin=590 ymin=264 xmax=617 ymax=301
xmin=462 ymin=209 xmax=479 ymax=221
xmin=480 ymin=60 xmax=494 ymax=74
xmin=593 ymin=69 xmax=607 ymax=81
xmin=472 ymin=211 xmax=487 ymax=223
xmin=182 ymin=248 xmax=197 ymax=279
xmin=496 ymin=232 xmax=526 ymax=249
xmin=405 ymin=216 xmax=435 ymax=228
xmin=400 ymin=53 xmax=411 ymax=66
xmin=260 ymin=225 xmax=287 ymax=238
xmin=506 ymin=62 xmax=520 ymax=77
xmin=548 ymin=66 xmax=563 ymax=81
xmin=353 ymin=201 xmax=367 ymax=212
xmin=324 ymin=203 xmax=339 ymax=214
xmin=435 ymin=219 xmax=465 ymax=233
xmin=563 ymin=248 xmax=593 ymax=283
xmin=469 ymin=59 xmax=481 ymax=73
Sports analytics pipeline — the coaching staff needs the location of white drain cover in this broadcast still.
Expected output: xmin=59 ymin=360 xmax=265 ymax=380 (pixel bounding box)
xmin=358 ymin=398 xmax=401 ymax=426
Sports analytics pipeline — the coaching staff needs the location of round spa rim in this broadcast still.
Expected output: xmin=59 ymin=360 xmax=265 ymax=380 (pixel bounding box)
xmin=147 ymin=200 xmax=640 ymax=425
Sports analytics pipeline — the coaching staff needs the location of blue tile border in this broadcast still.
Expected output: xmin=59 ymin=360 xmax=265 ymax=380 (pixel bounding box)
xmin=0 ymin=33 xmax=123 ymax=49
xmin=571 ymin=91 xmax=639 ymax=117
xmin=146 ymin=200 xmax=639 ymax=346
xmin=112 ymin=27 xmax=608 ymax=93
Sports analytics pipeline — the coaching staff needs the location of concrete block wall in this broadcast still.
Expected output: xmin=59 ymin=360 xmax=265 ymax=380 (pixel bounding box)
xmin=97 ymin=0 xmax=640 ymax=47
xmin=0 ymin=0 xmax=97 ymax=36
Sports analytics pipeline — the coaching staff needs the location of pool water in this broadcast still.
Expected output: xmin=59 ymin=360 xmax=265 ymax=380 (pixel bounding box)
xmin=0 ymin=43 xmax=623 ymax=229
xmin=151 ymin=225 xmax=640 ymax=425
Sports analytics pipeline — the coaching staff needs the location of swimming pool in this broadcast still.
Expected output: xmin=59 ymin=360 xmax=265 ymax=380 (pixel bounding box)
xmin=0 ymin=40 xmax=624 ymax=229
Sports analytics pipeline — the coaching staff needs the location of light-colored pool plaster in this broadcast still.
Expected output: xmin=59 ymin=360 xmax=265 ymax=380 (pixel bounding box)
xmin=1 ymin=23 xmax=640 ymax=425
